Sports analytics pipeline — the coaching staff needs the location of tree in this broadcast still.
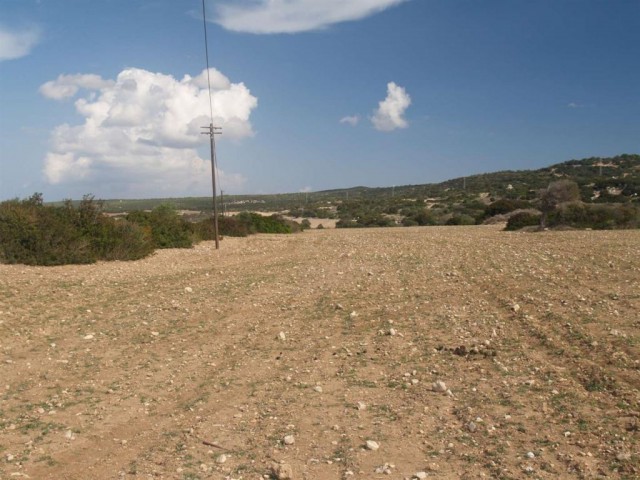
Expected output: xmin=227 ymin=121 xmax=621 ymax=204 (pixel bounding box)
xmin=539 ymin=180 xmax=580 ymax=228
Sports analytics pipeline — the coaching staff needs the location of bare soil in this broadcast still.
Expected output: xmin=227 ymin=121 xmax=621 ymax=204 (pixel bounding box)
xmin=0 ymin=226 xmax=638 ymax=480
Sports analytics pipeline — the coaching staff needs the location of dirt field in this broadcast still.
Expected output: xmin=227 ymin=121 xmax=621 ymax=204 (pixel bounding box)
xmin=0 ymin=226 xmax=638 ymax=480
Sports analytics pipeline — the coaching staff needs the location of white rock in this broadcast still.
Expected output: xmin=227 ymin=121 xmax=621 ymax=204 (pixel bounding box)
xmin=216 ymin=454 xmax=228 ymax=464
xmin=83 ymin=334 xmax=94 ymax=340
xmin=283 ymin=435 xmax=295 ymax=445
xmin=365 ymin=440 xmax=379 ymax=451
xmin=526 ymin=451 xmax=535 ymax=459
xmin=184 ymin=286 xmax=193 ymax=293
xmin=432 ymin=380 xmax=447 ymax=392
xmin=415 ymin=472 xmax=428 ymax=480
xmin=278 ymin=331 xmax=287 ymax=341
xmin=389 ymin=328 xmax=397 ymax=336
xmin=357 ymin=402 xmax=367 ymax=411
xmin=313 ymin=385 xmax=323 ymax=393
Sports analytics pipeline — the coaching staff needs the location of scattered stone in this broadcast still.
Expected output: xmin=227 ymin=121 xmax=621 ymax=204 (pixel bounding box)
xmin=349 ymin=311 xmax=358 ymax=319
xmin=389 ymin=328 xmax=397 ymax=336
xmin=271 ymin=462 xmax=294 ymax=480
xmin=466 ymin=421 xmax=477 ymax=433
xmin=415 ymin=472 xmax=428 ymax=480
xmin=432 ymin=380 xmax=447 ymax=392
xmin=6 ymin=453 xmax=14 ymax=462
xmin=616 ymin=452 xmax=631 ymax=461
xmin=357 ymin=402 xmax=367 ymax=411
xmin=365 ymin=440 xmax=379 ymax=451
xmin=151 ymin=331 xmax=160 ymax=337
xmin=64 ymin=430 xmax=75 ymax=440
xmin=283 ymin=435 xmax=295 ymax=445
xmin=278 ymin=331 xmax=287 ymax=341
xmin=526 ymin=451 xmax=535 ymax=459
xmin=83 ymin=334 xmax=94 ymax=340
xmin=313 ymin=385 xmax=323 ymax=393
xmin=375 ymin=463 xmax=393 ymax=474
xmin=184 ymin=287 xmax=193 ymax=293
xmin=216 ymin=454 xmax=228 ymax=464
xmin=511 ymin=304 xmax=520 ymax=313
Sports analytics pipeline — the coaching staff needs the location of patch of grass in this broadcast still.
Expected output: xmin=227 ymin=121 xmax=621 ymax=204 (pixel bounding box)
xmin=35 ymin=454 xmax=57 ymax=466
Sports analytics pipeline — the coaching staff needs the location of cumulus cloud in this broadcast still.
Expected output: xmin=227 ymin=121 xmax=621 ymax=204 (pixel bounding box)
xmin=213 ymin=0 xmax=410 ymax=34
xmin=39 ymin=74 xmax=115 ymax=100
xmin=40 ymin=67 xmax=257 ymax=196
xmin=371 ymin=82 xmax=411 ymax=132
xmin=340 ymin=115 xmax=360 ymax=126
xmin=0 ymin=25 xmax=40 ymax=61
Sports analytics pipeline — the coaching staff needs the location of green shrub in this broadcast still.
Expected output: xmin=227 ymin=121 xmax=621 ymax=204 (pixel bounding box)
xmin=0 ymin=194 xmax=153 ymax=265
xmin=548 ymin=202 xmax=639 ymax=229
xmin=445 ymin=214 xmax=476 ymax=226
xmin=505 ymin=211 xmax=542 ymax=231
xmin=233 ymin=212 xmax=293 ymax=234
xmin=483 ymin=199 xmax=532 ymax=219
xmin=127 ymin=204 xmax=193 ymax=248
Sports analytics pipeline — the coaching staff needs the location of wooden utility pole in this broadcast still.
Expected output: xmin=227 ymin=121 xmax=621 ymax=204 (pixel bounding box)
xmin=202 ymin=123 xmax=222 ymax=249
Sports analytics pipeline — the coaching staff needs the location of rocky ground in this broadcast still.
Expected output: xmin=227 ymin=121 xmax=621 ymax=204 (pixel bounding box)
xmin=0 ymin=226 xmax=638 ymax=480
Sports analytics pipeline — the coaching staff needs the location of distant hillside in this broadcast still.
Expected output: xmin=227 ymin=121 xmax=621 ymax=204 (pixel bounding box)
xmin=96 ymin=154 xmax=639 ymax=214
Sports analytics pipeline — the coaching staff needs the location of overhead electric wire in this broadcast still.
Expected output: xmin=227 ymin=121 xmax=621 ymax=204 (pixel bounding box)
xmin=201 ymin=0 xmax=223 ymax=197
xmin=201 ymin=0 xmax=214 ymax=124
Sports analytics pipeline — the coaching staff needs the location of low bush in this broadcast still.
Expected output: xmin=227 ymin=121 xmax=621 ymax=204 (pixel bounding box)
xmin=505 ymin=211 xmax=542 ymax=231
xmin=445 ymin=214 xmax=477 ymax=226
xmin=548 ymin=202 xmax=640 ymax=230
xmin=126 ymin=204 xmax=193 ymax=249
xmin=0 ymin=194 xmax=153 ymax=265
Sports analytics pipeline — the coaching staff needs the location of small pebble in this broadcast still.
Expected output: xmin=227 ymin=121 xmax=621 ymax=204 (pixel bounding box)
xmin=365 ymin=440 xmax=379 ymax=451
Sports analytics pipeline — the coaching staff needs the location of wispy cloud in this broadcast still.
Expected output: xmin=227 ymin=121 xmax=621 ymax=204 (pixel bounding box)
xmin=40 ymin=68 xmax=257 ymax=196
xmin=0 ymin=25 xmax=41 ymax=61
xmin=213 ymin=0 xmax=410 ymax=34
xmin=340 ymin=115 xmax=360 ymax=126
xmin=372 ymin=82 xmax=411 ymax=131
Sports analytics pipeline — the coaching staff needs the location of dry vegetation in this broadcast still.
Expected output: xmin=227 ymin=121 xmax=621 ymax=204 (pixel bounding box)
xmin=0 ymin=226 xmax=638 ymax=480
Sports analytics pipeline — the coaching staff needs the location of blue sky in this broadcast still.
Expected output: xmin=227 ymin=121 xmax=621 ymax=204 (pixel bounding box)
xmin=1 ymin=0 xmax=639 ymax=201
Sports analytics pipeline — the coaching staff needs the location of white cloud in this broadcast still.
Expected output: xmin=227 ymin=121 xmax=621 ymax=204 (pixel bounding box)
xmin=0 ymin=25 xmax=40 ymax=61
xmin=40 ymin=67 xmax=257 ymax=196
xmin=213 ymin=0 xmax=410 ymax=34
xmin=340 ymin=115 xmax=360 ymax=126
xmin=39 ymin=74 xmax=115 ymax=100
xmin=372 ymin=82 xmax=411 ymax=132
